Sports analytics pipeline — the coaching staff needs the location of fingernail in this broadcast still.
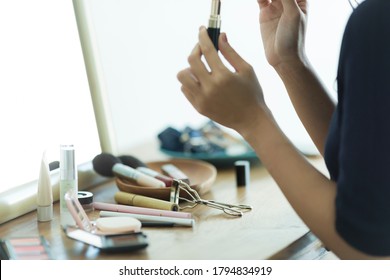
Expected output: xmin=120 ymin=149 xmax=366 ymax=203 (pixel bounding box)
xmin=221 ymin=33 xmax=228 ymax=43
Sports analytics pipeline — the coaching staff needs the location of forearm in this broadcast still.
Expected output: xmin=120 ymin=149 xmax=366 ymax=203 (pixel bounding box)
xmin=240 ymin=109 xmax=336 ymax=231
xmin=239 ymin=110 xmax=383 ymax=259
xmin=274 ymin=59 xmax=335 ymax=155
xmin=178 ymin=24 xmax=387 ymax=258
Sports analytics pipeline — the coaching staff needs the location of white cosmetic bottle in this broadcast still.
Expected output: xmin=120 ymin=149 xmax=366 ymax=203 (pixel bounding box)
xmin=60 ymin=144 xmax=78 ymax=228
xmin=37 ymin=151 xmax=53 ymax=222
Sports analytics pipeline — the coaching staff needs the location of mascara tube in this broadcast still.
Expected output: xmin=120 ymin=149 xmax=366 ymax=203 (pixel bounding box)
xmin=208 ymin=0 xmax=221 ymax=50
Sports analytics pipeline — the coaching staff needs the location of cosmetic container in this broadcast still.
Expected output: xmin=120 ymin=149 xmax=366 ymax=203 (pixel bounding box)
xmin=235 ymin=160 xmax=250 ymax=187
xmin=161 ymin=164 xmax=190 ymax=185
xmin=37 ymin=152 xmax=53 ymax=222
xmin=136 ymin=167 xmax=173 ymax=187
xmin=60 ymin=144 xmax=78 ymax=228
xmin=115 ymin=191 xmax=179 ymax=212
xmin=77 ymin=191 xmax=94 ymax=212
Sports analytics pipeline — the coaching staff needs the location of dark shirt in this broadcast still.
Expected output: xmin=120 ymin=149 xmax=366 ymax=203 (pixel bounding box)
xmin=324 ymin=0 xmax=390 ymax=256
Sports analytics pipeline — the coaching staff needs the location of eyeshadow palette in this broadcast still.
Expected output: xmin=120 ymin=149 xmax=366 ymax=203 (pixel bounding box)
xmin=0 ymin=236 xmax=52 ymax=260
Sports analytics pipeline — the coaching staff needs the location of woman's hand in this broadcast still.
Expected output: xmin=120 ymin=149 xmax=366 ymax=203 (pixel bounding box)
xmin=258 ymin=0 xmax=308 ymax=67
xmin=177 ymin=27 xmax=269 ymax=134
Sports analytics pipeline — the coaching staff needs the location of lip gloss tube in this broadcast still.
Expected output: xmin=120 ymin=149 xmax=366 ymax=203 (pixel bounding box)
xmin=60 ymin=144 xmax=77 ymax=228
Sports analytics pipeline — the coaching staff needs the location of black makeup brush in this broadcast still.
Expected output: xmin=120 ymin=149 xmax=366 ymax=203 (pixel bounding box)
xmin=119 ymin=155 xmax=173 ymax=187
xmin=92 ymin=153 xmax=165 ymax=188
xmin=118 ymin=155 xmax=148 ymax=169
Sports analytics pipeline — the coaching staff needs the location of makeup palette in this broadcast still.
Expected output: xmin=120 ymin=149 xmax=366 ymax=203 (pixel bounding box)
xmin=0 ymin=236 xmax=52 ymax=260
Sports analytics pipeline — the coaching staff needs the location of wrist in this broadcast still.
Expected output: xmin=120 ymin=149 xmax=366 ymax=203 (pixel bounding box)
xmin=273 ymin=55 xmax=311 ymax=78
xmin=236 ymin=105 xmax=275 ymax=140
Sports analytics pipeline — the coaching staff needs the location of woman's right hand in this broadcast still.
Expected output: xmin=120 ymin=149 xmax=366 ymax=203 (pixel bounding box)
xmin=257 ymin=0 xmax=308 ymax=68
xmin=177 ymin=28 xmax=269 ymax=135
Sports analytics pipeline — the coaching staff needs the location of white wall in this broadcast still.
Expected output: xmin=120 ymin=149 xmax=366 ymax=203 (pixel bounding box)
xmin=85 ymin=0 xmax=352 ymax=154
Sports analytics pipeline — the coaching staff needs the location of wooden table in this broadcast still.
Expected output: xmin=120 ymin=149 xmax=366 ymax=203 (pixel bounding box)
xmin=0 ymin=154 xmax=329 ymax=260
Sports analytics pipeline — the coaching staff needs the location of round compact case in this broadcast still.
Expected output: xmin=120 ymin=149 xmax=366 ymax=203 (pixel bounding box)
xmin=95 ymin=216 xmax=142 ymax=234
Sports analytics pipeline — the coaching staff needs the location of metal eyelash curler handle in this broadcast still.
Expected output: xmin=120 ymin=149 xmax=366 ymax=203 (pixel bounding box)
xmin=172 ymin=179 xmax=252 ymax=217
xmin=208 ymin=200 xmax=253 ymax=213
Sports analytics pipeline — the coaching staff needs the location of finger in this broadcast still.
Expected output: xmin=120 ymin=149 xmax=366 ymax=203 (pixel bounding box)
xmin=177 ymin=69 xmax=199 ymax=107
xmin=187 ymin=43 xmax=210 ymax=81
xmin=280 ymin=0 xmax=300 ymax=13
xmin=177 ymin=68 xmax=201 ymax=92
xmin=180 ymin=84 xmax=197 ymax=109
xmin=257 ymin=0 xmax=272 ymax=9
xmin=179 ymin=79 xmax=203 ymax=114
xmin=218 ymin=33 xmax=250 ymax=73
xmin=198 ymin=26 xmax=225 ymax=72
xmin=280 ymin=0 xmax=308 ymax=18
xmin=297 ymin=0 xmax=308 ymax=14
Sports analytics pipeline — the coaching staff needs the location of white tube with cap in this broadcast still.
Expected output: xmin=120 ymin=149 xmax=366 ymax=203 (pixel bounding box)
xmin=37 ymin=151 xmax=53 ymax=222
xmin=99 ymin=211 xmax=195 ymax=227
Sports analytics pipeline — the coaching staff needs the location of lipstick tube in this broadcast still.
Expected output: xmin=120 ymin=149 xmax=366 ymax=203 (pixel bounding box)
xmin=208 ymin=0 xmax=221 ymax=50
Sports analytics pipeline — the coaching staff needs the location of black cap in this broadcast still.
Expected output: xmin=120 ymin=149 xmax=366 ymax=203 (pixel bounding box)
xmin=77 ymin=191 xmax=93 ymax=205
xmin=235 ymin=160 xmax=250 ymax=187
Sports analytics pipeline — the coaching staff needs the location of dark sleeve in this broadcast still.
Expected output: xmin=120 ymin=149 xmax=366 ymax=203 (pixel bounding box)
xmin=335 ymin=0 xmax=390 ymax=256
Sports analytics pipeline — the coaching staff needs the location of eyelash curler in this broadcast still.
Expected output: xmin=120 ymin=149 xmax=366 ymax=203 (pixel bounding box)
xmin=171 ymin=179 xmax=252 ymax=217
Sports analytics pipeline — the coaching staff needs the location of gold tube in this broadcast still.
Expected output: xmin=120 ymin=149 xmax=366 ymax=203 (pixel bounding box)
xmin=115 ymin=191 xmax=179 ymax=211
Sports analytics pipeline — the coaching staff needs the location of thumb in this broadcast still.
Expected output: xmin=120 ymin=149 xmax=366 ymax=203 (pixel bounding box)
xmin=218 ymin=33 xmax=249 ymax=73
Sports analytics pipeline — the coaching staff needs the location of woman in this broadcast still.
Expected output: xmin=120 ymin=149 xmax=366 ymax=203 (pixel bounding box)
xmin=177 ymin=0 xmax=390 ymax=259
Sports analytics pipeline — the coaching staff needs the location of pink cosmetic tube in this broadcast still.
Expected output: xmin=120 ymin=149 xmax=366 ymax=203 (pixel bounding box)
xmin=161 ymin=164 xmax=190 ymax=185
xmin=93 ymin=201 xmax=192 ymax=219
xmin=136 ymin=167 xmax=173 ymax=187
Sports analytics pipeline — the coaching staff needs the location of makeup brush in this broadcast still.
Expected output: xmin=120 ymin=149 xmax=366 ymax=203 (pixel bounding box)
xmin=117 ymin=154 xmax=173 ymax=187
xmin=92 ymin=153 xmax=165 ymax=188
xmin=119 ymin=155 xmax=173 ymax=187
xmin=118 ymin=155 xmax=148 ymax=169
